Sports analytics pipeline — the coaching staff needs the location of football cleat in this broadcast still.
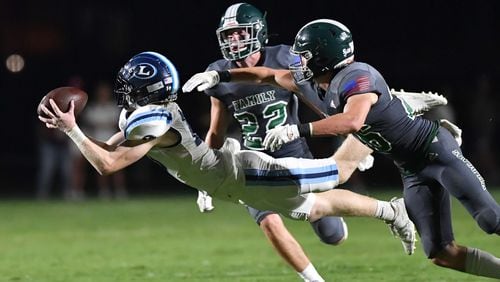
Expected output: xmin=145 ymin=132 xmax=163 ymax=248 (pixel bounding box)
xmin=385 ymin=197 xmax=417 ymax=255
xmin=196 ymin=190 xmax=215 ymax=213
xmin=391 ymin=89 xmax=447 ymax=116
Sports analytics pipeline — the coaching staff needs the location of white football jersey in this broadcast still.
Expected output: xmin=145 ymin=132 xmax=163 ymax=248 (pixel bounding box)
xmin=120 ymin=102 xmax=340 ymax=220
xmin=121 ymin=103 xmax=243 ymax=203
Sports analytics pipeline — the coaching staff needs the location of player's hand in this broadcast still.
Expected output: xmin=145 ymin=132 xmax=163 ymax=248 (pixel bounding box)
xmin=182 ymin=70 xmax=220 ymax=93
xmin=38 ymin=99 xmax=77 ymax=132
xmin=196 ymin=190 xmax=215 ymax=213
xmin=440 ymin=119 xmax=462 ymax=146
xmin=263 ymin=124 xmax=300 ymax=152
xmin=357 ymin=154 xmax=374 ymax=171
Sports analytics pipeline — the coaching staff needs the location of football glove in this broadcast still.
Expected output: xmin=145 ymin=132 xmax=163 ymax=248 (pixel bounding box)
xmin=263 ymin=124 xmax=300 ymax=152
xmin=357 ymin=154 xmax=374 ymax=171
xmin=196 ymin=190 xmax=215 ymax=213
xmin=182 ymin=70 xmax=220 ymax=93
xmin=440 ymin=119 xmax=462 ymax=146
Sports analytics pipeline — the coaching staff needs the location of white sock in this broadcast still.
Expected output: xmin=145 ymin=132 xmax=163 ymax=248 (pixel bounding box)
xmin=297 ymin=263 xmax=324 ymax=282
xmin=465 ymin=247 xmax=500 ymax=279
xmin=374 ymin=200 xmax=396 ymax=221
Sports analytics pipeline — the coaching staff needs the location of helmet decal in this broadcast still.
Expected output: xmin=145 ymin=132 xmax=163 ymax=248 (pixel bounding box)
xmin=222 ymin=3 xmax=243 ymax=27
xmin=132 ymin=63 xmax=157 ymax=79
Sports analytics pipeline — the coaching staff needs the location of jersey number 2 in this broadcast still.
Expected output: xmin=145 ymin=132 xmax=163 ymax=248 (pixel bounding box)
xmin=234 ymin=101 xmax=288 ymax=150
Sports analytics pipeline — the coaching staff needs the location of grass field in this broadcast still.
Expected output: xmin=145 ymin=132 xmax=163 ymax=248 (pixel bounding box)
xmin=1 ymin=190 xmax=498 ymax=282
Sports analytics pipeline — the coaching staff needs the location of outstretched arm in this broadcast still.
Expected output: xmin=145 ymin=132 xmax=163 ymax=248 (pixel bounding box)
xmin=182 ymin=67 xmax=299 ymax=93
xmin=38 ymin=99 xmax=155 ymax=175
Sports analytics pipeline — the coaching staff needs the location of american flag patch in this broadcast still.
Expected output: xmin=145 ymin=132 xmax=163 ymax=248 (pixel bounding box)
xmin=343 ymin=75 xmax=371 ymax=98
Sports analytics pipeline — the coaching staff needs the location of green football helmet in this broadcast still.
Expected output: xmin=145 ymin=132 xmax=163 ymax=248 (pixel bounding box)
xmin=216 ymin=3 xmax=268 ymax=61
xmin=290 ymin=19 xmax=354 ymax=83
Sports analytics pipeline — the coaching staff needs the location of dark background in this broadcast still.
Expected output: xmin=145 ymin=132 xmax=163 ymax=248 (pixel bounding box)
xmin=1 ymin=0 xmax=499 ymax=197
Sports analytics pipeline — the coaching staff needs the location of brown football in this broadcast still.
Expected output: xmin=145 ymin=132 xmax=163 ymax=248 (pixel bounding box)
xmin=37 ymin=86 xmax=88 ymax=118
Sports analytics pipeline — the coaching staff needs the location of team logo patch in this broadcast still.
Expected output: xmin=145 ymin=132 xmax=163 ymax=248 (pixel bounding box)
xmin=133 ymin=63 xmax=157 ymax=79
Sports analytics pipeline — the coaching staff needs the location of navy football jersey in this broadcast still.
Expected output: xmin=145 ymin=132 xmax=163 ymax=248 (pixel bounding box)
xmin=205 ymin=45 xmax=324 ymax=158
xmin=323 ymin=62 xmax=439 ymax=171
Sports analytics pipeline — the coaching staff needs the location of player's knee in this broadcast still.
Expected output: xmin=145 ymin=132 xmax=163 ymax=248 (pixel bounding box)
xmin=310 ymin=217 xmax=348 ymax=245
xmin=430 ymin=257 xmax=453 ymax=269
xmin=259 ymin=213 xmax=284 ymax=233
xmin=474 ymin=207 xmax=500 ymax=234
xmin=247 ymin=206 xmax=274 ymax=225
xmin=429 ymin=243 xmax=464 ymax=271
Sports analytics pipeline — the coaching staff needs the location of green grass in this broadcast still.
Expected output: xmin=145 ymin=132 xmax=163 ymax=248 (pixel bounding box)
xmin=0 ymin=190 xmax=498 ymax=282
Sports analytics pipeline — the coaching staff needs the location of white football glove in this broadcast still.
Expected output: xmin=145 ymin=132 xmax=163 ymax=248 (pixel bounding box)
xmin=182 ymin=70 xmax=220 ymax=93
xmin=440 ymin=119 xmax=462 ymax=146
xmin=357 ymin=154 xmax=374 ymax=171
xmin=196 ymin=190 xmax=215 ymax=213
xmin=391 ymin=89 xmax=447 ymax=116
xmin=263 ymin=124 xmax=300 ymax=152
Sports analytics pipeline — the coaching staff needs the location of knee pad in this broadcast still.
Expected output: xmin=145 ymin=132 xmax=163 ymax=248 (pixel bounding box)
xmin=246 ymin=206 xmax=275 ymax=225
xmin=475 ymin=207 xmax=500 ymax=234
xmin=310 ymin=217 xmax=348 ymax=245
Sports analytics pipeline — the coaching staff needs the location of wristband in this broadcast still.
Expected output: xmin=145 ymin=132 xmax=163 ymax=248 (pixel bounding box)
xmin=66 ymin=126 xmax=88 ymax=146
xmin=297 ymin=123 xmax=312 ymax=137
xmin=217 ymin=70 xmax=231 ymax=82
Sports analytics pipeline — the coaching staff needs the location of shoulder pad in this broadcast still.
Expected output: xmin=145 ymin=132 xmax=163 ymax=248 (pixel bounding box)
xmin=124 ymin=105 xmax=173 ymax=141
xmin=118 ymin=109 xmax=129 ymax=131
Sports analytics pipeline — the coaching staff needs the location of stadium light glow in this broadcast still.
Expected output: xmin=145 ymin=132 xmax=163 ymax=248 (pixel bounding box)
xmin=6 ymin=54 xmax=25 ymax=73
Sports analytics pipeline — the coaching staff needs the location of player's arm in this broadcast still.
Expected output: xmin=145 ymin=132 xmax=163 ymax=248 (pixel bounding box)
xmin=311 ymin=93 xmax=378 ymax=136
xmin=69 ymin=135 xmax=155 ymax=175
xmin=205 ymin=97 xmax=231 ymax=149
xmin=38 ymin=100 xmax=155 ymax=175
xmin=182 ymin=67 xmax=300 ymax=94
xmin=262 ymin=92 xmax=378 ymax=152
xmin=78 ymin=131 xmax=125 ymax=152
xmin=230 ymin=67 xmax=300 ymax=93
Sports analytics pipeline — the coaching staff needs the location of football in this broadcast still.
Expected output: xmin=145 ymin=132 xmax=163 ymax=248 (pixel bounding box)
xmin=37 ymin=86 xmax=88 ymax=118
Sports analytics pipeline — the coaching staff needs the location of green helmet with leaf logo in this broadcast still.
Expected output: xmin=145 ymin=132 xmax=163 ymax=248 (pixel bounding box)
xmin=290 ymin=19 xmax=354 ymax=83
xmin=216 ymin=3 xmax=268 ymax=61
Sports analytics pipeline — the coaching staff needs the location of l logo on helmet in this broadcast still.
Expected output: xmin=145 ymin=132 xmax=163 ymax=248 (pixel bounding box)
xmin=133 ymin=63 xmax=157 ymax=79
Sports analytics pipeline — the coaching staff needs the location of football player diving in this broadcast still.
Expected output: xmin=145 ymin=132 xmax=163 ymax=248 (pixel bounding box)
xmin=38 ymin=52 xmax=418 ymax=279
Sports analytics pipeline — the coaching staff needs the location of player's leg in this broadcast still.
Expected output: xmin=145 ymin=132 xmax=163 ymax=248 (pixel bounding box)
xmin=242 ymin=151 xmax=348 ymax=243
xmin=240 ymin=149 xmax=414 ymax=253
xmin=239 ymin=150 xmax=339 ymax=194
xmin=331 ymin=134 xmax=373 ymax=184
xmin=404 ymin=164 xmax=500 ymax=279
xmin=310 ymin=216 xmax=348 ymax=245
xmin=433 ymin=129 xmax=500 ymax=234
xmin=309 ymin=189 xmax=416 ymax=255
xmin=246 ymin=206 xmax=325 ymax=282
